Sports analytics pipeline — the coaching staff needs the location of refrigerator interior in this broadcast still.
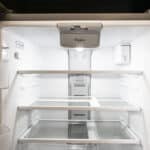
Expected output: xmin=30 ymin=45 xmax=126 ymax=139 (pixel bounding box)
xmin=0 ymin=23 xmax=150 ymax=150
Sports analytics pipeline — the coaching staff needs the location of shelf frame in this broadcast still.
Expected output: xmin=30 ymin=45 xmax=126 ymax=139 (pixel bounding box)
xmin=17 ymin=70 xmax=143 ymax=76
xmin=18 ymin=105 xmax=141 ymax=112
xmin=18 ymin=138 xmax=140 ymax=145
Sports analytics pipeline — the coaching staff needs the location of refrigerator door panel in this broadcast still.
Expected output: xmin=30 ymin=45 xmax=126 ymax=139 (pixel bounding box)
xmin=0 ymin=61 xmax=9 ymax=89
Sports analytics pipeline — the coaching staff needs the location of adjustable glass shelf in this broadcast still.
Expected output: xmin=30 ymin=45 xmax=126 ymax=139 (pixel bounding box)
xmin=19 ymin=120 xmax=139 ymax=144
xmin=18 ymin=97 xmax=140 ymax=112
xmin=18 ymin=70 xmax=143 ymax=76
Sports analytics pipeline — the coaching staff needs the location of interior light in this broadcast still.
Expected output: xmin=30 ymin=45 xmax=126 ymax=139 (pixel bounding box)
xmin=75 ymin=47 xmax=85 ymax=52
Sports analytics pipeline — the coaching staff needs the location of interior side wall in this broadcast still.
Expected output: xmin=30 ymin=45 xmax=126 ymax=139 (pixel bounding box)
xmin=120 ymin=30 xmax=150 ymax=148
xmin=134 ymin=31 xmax=150 ymax=148
xmin=1 ymin=29 xmax=35 ymax=143
xmin=92 ymin=29 xmax=150 ymax=148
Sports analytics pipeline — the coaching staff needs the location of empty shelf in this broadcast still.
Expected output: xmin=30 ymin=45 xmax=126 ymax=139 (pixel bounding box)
xmin=17 ymin=96 xmax=99 ymax=111
xmin=18 ymin=97 xmax=140 ymax=112
xmin=98 ymin=100 xmax=140 ymax=111
xmin=19 ymin=120 xmax=140 ymax=145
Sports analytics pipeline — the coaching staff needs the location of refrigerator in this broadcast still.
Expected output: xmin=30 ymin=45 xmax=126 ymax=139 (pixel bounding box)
xmin=0 ymin=13 xmax=150 ymax=150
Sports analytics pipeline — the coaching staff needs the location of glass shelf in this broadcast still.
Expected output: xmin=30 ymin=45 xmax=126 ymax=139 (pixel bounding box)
xmin=18 ymin=97 xmax=140 ymax=112
xmin=19 ymin=120 xmax=139 ymax=145
xmin=18 ymin=70 xmax=143 ymax=76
